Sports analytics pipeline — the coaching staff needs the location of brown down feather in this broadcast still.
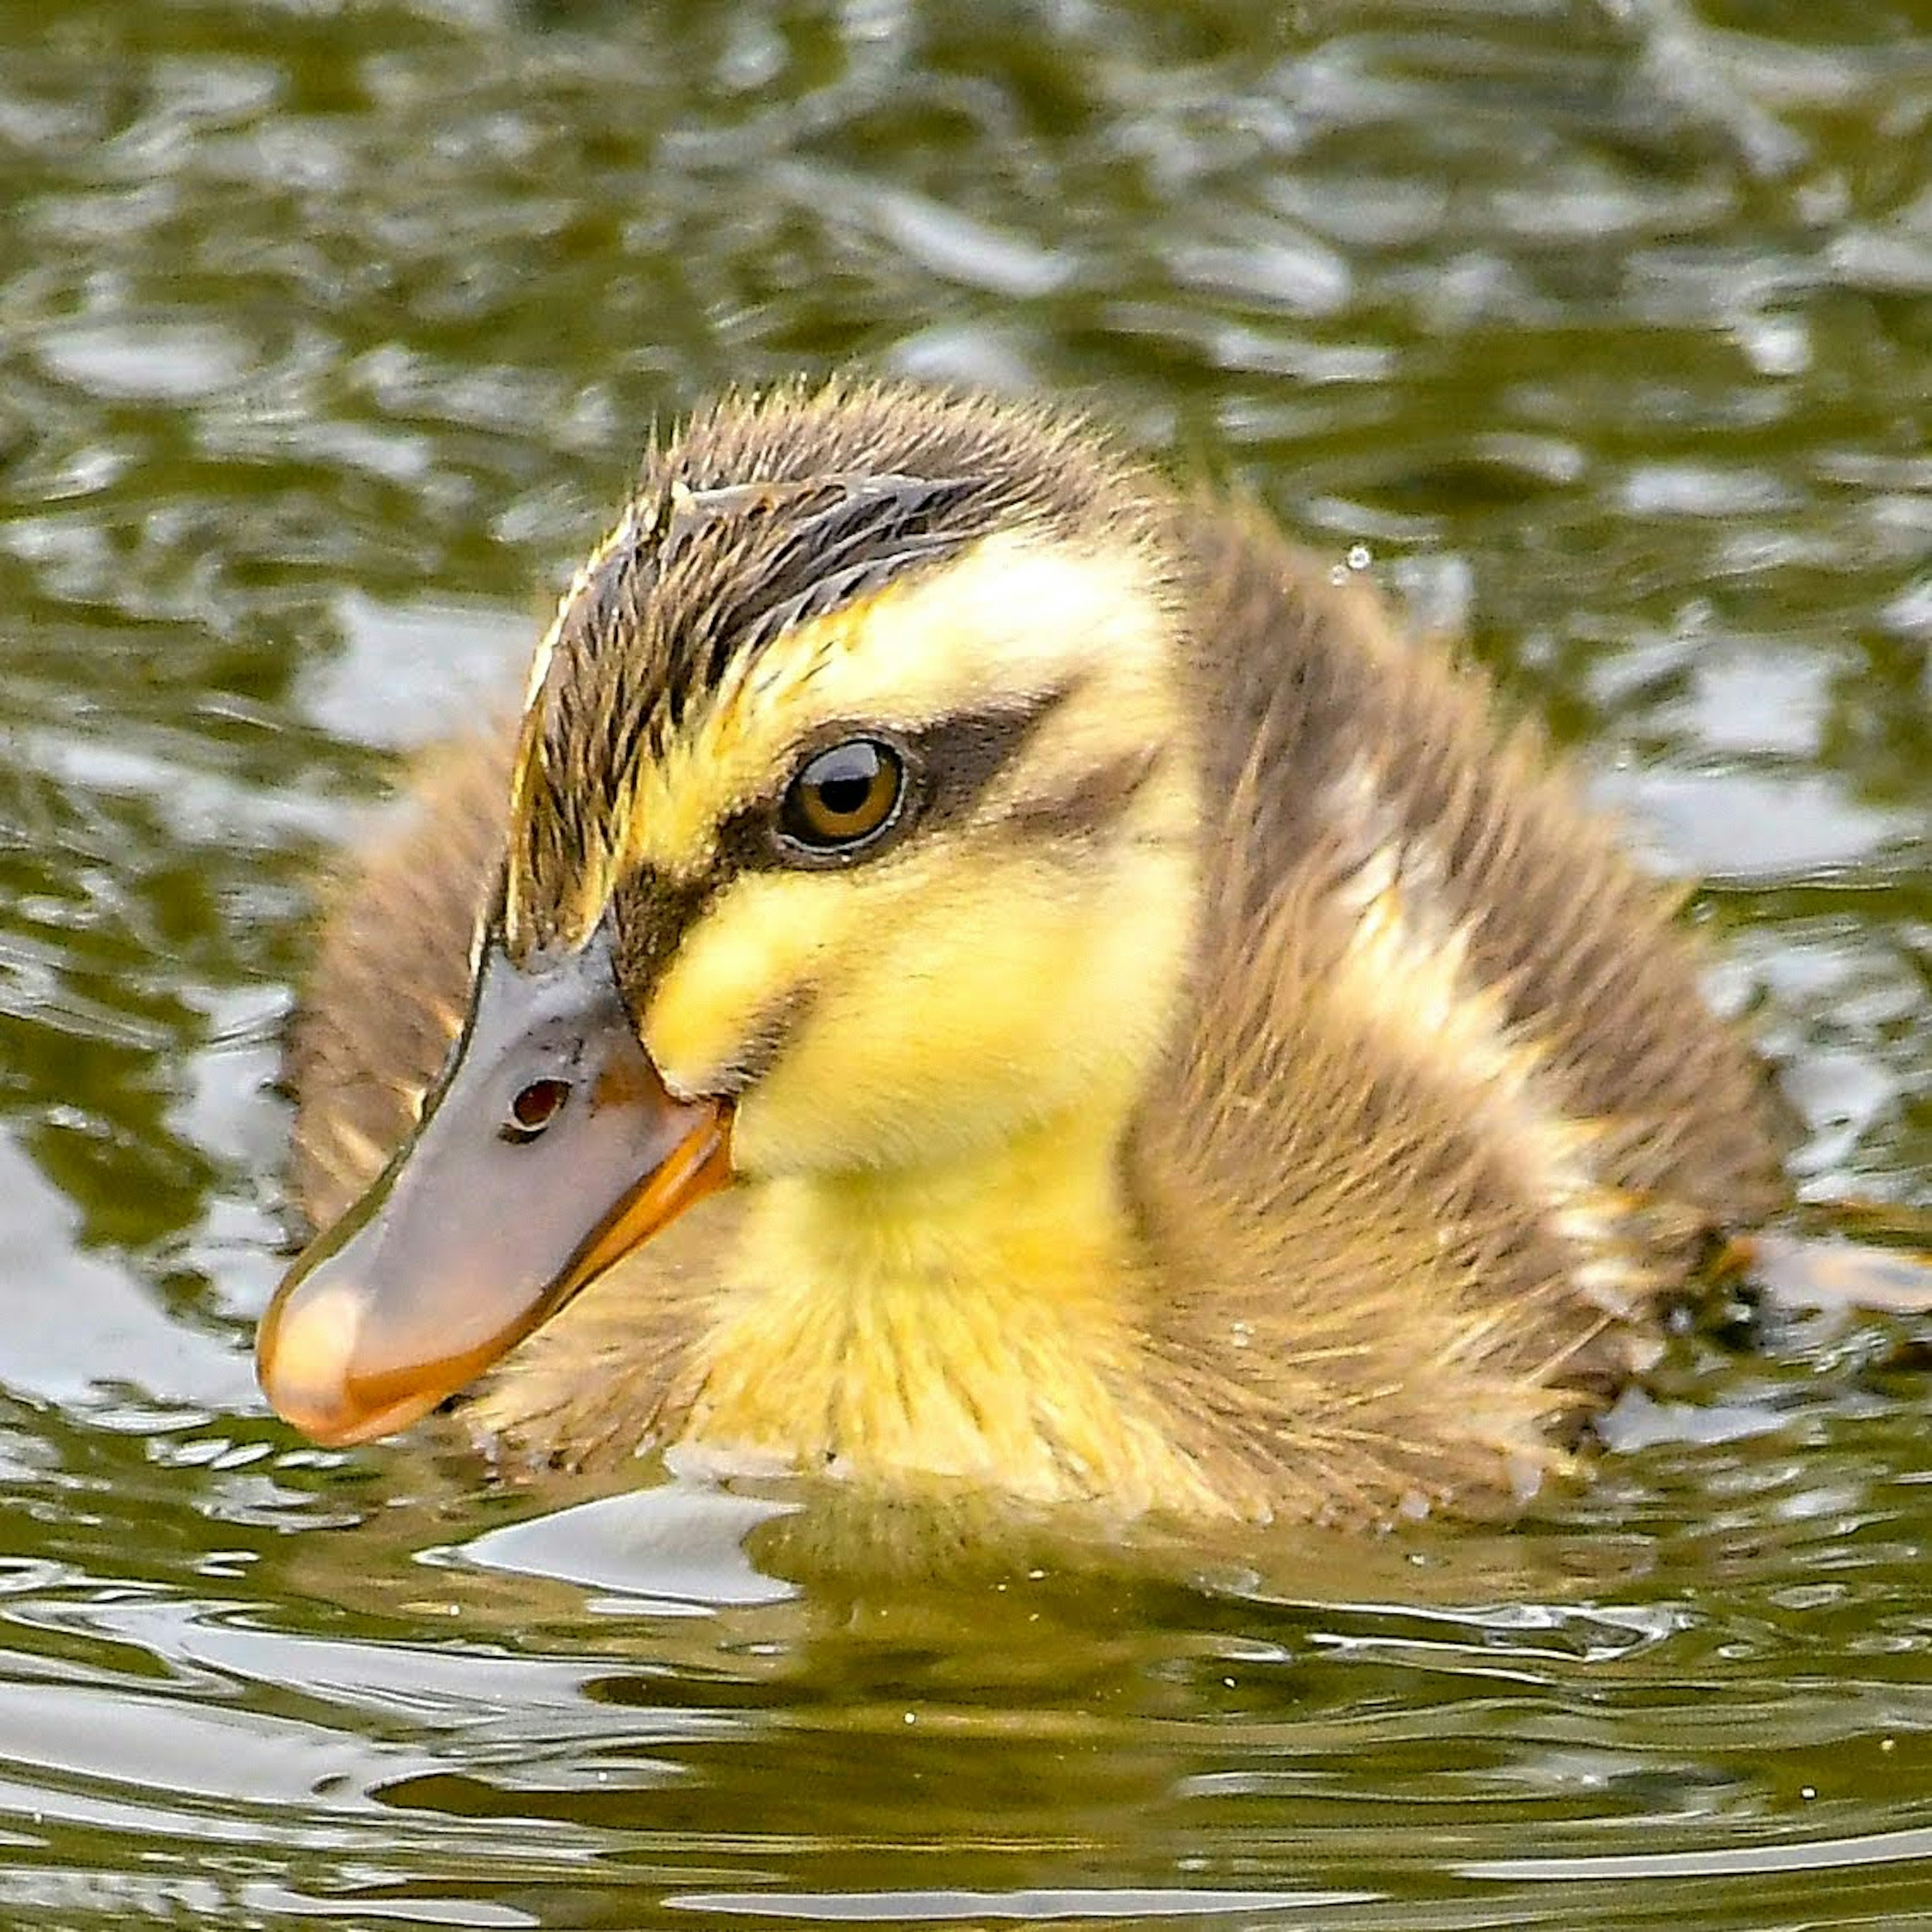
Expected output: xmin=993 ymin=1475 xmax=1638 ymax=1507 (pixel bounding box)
xmin=283 ymin=379 xmax=1789 ymax=1526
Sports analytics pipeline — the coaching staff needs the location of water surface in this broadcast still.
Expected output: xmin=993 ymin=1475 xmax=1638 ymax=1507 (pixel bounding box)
xmin=2 ymin=2 xmax=1930 ymax=1926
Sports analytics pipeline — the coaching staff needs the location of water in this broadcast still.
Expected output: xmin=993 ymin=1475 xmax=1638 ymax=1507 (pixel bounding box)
xmin=2 ymin=1 xmax=1930 ymax=1925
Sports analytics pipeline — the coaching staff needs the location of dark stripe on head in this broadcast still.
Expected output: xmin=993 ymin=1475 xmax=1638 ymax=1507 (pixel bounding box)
xmin=509 ymin=381 xmax=1164 ymax=951
xmin=711 ymin=978 xmax=823 ymax=1095
xmin=602 ymin=688 xmax=1069 ymax=1025
xmin=695 ymin=473 xmax=993 ymax=656
xmin=1001 ymin=746 xmax=1162 ymax=848
xmin=607 ymin=866 xmax=715 ymax=1028
xmin=713 ymin=687 xmax=1071 ymax=875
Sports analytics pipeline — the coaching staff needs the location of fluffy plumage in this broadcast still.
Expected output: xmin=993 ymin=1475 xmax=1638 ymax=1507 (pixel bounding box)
xmin=282 ymin=377 xmax=1787 ymax=1530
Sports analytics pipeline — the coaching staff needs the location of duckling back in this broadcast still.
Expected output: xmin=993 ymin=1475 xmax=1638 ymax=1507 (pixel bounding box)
xmin=1123 ymin=506 xmax=1786 ymax=1519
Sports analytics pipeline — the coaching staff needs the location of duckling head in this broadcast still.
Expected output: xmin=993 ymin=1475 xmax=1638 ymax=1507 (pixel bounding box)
xmin=257 ymin=382 xmax=1206 ymax=1447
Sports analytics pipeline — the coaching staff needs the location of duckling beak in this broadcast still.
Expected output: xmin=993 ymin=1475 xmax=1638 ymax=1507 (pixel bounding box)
xmin=256 ymin=926 xmax=732 ymax=1447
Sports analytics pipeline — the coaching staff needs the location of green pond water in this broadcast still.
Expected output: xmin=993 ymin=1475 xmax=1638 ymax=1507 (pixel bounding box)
xmin=2 ymin=0 xmax=1930 ymax=1925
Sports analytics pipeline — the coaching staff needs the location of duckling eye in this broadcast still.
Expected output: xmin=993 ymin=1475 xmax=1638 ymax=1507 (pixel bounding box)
xmin=779 ymin=738 xmax=905 ymax=854
xmin=501 ymin=1077 xmax=570 ymax=1144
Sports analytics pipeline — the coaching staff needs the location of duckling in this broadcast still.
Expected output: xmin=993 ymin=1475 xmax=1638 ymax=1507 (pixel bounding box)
xmin=258 ymin=378 xmax=1788 ymax=1528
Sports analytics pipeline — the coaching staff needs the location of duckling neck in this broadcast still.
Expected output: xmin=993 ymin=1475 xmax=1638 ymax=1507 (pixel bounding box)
xmin=772 ymin=1110 xmax=1135 ymax=1311
xmin=673 ymin=1103 xmax=1217 ymax=1512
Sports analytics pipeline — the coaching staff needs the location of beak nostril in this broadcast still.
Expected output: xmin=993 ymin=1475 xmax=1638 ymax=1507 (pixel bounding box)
xmin=503 ymin=1077 xmax=571 ymax=1143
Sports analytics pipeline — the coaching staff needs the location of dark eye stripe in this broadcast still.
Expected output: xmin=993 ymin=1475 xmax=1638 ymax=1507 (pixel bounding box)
xmin=998 ymin=746 xmax=1161 ymax=846
xmin=900 ymin=691 xmax=1070 ymax=835
xmin=608 ymin=868 xmax=717 ymax=1026
xmin=608 ymin=687 xmax=1073 ymax=1006
xmin=710 ymin=687 xmax=1071 ymax=875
